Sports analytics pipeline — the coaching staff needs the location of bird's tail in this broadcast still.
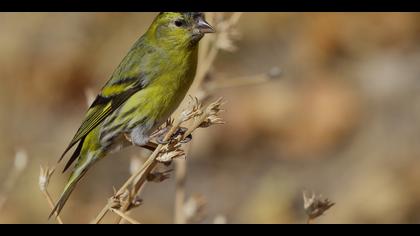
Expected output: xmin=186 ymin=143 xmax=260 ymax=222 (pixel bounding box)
xmin=49 ymin=159 xmax=96 ymax=220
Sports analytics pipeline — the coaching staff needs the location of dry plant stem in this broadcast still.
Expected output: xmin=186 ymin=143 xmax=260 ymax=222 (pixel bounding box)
xmin=116 ymin=118 xmax=193 ymax=223
xmin=41 ymin=190 xmax=64 ymax=224
xmin=92 ymin=153 xmax=158 ymax=224
xmin=111 ymin=208 xmax=141 ymax=224
xmin=303 ymin=191 xmax=334 ymax=224
xmin=115 ymin=163 xmax=156 ymax=224
xmin=39 ymin=166 xmax=64 ymax=224
xmin=113 ymin=122 xmax=184 ymax=223
xmin=93 ymin=119 xmax=183 ymax=224
xmin=171 ymin=99 xmax=224 ymax=222
xmin=174 ymin=144 xmax=190 ymax=224
xmin=92 ymin=202 xmax=111 ymax=223
xmin=95 ymin=98 xmax=220 ymax=224
xmin=116 ymin=183 xmax=146 ymax=224
xmin=93 ymin=149 xmax=160 ymax=223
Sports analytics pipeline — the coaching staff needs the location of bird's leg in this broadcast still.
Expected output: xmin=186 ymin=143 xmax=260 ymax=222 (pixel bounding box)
xmin=123 ymin=126 xmax=155 ymax=149
xmin=124 ymin=133 xmax=158 ymax=151
xmin=150 ymin=126 xmax=170 ymax=140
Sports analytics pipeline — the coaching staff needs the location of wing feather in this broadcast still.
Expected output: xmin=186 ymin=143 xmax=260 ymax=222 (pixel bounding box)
xmin=58 ymin=38 xmax=153 ymax=162
xmin=59 ymin=79 xmax=144 ymax=162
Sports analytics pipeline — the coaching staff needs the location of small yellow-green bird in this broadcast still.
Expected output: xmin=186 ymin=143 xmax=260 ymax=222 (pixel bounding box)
xmin=50 ymin=12 xmax=214 ymax=217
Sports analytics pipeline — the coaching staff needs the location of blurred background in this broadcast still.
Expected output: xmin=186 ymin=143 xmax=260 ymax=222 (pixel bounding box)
xmin=1 ymin=12 xmax=420 ymax=224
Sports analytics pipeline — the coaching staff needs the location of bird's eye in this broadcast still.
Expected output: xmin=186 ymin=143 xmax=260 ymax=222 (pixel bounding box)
xmin=174 ymin=20 xmax=185 ymax=27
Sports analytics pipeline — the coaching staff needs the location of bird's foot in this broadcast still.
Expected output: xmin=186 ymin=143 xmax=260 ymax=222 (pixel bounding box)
xmin=150 ymin=126 xmax=170 ymax=139
xmin=156 ymin=127 xmax=192 ymax=144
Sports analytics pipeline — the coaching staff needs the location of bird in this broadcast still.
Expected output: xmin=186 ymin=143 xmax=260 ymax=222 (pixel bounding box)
xmin=50 ymin=12 xmax=214 ymax=218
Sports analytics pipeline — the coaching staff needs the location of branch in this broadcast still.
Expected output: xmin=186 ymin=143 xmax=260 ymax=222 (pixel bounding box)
xmin=110 ymin=208 xmax=141 ymax=224
xmin=39 ymin=166 xmax=64 ymax=224
xmin=92 ymin=96 xmax=225 ymax=224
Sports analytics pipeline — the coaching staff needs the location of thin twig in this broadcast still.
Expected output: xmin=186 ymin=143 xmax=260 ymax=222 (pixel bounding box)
xmin=303 ymin=191 xmax=335 ymax=224
xmin=93 ymin=118 xmax=183 ymax=224
xmin=114 ymin=99 xmax=221 ymax=223
xmin=39 ymin=166 xmax=64 ymax=224
xmin=41 ymin=190 xmax=64 ymax=224
xmin=173 ymin=145 xmax=190 ymax=224
xmin=111 ymin=208 xmax=141 ymax=224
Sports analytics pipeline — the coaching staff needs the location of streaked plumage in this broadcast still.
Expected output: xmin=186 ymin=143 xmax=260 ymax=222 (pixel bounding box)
xmin=50 ymin=12 xmax=214 ymax=218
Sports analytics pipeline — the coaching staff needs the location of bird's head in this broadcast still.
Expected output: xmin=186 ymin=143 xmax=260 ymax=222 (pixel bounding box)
xmin=147 ymin=12 xmax=215 ymax=48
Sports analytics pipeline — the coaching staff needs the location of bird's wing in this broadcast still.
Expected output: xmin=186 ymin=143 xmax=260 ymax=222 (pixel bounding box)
xmin=59 ymin=76 xmax=145 ymax=163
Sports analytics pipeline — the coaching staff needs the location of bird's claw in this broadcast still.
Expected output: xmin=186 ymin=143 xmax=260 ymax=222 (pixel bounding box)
xmin=174 ymin=127 xmax=188 ymax=136
xmin=156 ymin=135 xmax=169 ymax=145
xmin=173 ymin=127 xmax=193 ymax=144
xmin=180 ymin=133 xmax=192 ymax=143
xmin=152 ymin=126 xmax=171 ymax=144
xmin=155 ymin=127 xmax=192 ymax=144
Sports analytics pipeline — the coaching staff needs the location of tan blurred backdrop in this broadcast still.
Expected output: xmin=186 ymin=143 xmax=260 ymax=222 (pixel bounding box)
xmin=1 ymin=12 xmax=420 ymax=223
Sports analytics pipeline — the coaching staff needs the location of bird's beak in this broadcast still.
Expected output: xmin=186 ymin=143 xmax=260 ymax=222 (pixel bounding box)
xmin=197 ymin=18 xmax=215 ymax=34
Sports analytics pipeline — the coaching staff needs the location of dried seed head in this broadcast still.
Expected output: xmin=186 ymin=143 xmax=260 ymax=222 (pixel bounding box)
xmin=303 ymin=191 xmax=335 ymax=221
xmin=159 ymin=142 xmax=182 ymax=153
xmin=205 ymin=97 xmax=225 ymax=116
xmin=156 ymin=148 xmax=185 ymax=163
xmin=181 ymin=96 xmax=203 ymax=122
xmin=110 ymin=189 xmax=130 ymax=209
xmin=198 ymin=97 xmax=225 ymax=128
xmin=39 ymin=166 xmax=55 ymax=192
xmin=199 ymin=115 xmax=225 ymax=128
